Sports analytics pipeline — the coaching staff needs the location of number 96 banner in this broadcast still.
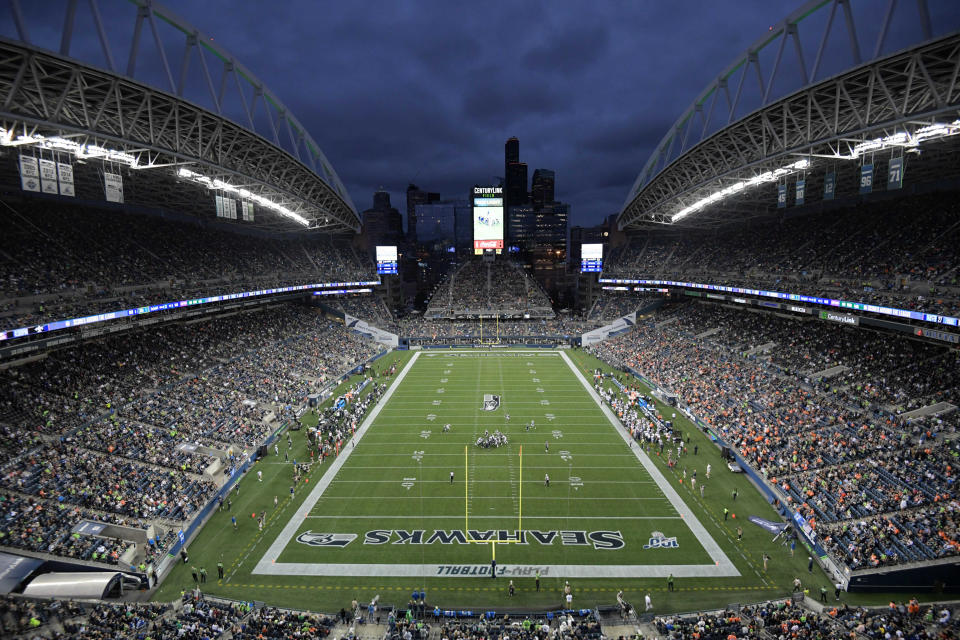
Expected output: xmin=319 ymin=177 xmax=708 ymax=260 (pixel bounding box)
xmin=859 ymin=164 xmax=874 ymax=194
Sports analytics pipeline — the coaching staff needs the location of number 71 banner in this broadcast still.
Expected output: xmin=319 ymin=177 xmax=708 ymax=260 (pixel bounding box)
xmin=887 ymin=157 xmax=904 ymax=190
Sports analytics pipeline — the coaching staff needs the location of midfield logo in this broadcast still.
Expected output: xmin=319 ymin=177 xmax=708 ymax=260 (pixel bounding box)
xmin=642 ymin=531 xmax=679 ymax=549
xmin=296 ymin=532 xmax=358 ymax=547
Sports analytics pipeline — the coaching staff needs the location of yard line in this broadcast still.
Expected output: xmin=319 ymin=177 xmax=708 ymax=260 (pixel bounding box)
xmin=355 ymin=440 xmax=635 ymax=445
xmin=315 ymin=496 xmax=669 ymax=501
xmin=302 ymin=515 xmax=682 ymax=520
xmin=343 ymin=465 xmax=652 ymax=471
xmin=328 ymin=479 xmax=656 ymax=484
xmin=383 ymin=402 xmax=597 ymax=406
xmin=344 ymin=452 xmax=641 ymax=457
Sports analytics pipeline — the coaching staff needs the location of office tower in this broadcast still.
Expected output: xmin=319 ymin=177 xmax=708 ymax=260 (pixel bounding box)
xmin=531 ymin=169 xmax=555 ymax=209
xmin=406 ymin=183 xmax=440 ymax=243
xmin=361 ymin=188 xmax=403 ymax=252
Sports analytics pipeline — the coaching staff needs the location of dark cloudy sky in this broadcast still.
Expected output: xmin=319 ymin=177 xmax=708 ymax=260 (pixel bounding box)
xmin=8 ymin=0 xmax=956 ymax=228
xmin=190 ymin=0 xmax=800 ymax=226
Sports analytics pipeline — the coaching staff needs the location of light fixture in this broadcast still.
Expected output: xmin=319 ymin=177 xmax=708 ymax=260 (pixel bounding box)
xmin=673 ymin=158 xmax=809 ymax=222
xmin=0 ymin=127 xmax=312 ymax=228
xmin=846 ymin=120 xmax=960 ymax=158
xmin=666 ymin=118 xmax=960 ymax=224
xmin=177 ymin=167 xmax=309 ymax=227
xmin=0 ymin=128 xmax=141 ymax=167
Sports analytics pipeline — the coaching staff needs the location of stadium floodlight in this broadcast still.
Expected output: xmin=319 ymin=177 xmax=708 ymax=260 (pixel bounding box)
xmin=0 ymin=127 xmax=312 ymax=228
xmin=669 ymin=119 xmax=960 ymax=224
xmin=177 ymin=167 xmax=310 ymax=227
xmin=844 ymin=119 xmax=960 ymax=159
xmin=0 ymin=127 xmax=141 ymax=167
xmin=672 ymin=159 xmax=809 ymax=222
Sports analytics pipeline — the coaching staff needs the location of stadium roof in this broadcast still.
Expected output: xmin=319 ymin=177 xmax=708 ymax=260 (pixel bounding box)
xmin=0 ymin=0 xmax=358 ymax=232
xmin=620 ymin=0 xmax=960 ymax=230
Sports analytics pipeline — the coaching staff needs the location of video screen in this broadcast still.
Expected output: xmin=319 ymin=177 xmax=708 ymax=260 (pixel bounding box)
xmin=376 ymin=245 xmax=398 ymax=275
xmin=581 ymin=243 xmax=603 ymax=272
xmin=473 ymin=186 xmax=504 ymax=255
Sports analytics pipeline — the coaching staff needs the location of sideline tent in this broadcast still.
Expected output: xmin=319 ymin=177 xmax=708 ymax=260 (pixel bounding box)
xmin=22 ymin=572 xmax=140 ymax=599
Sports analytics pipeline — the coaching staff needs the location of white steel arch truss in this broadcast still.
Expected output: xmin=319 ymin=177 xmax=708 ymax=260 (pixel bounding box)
xmin=621 ymin=0 xmax=960 ymax=230
xmin=0 ymin=0 xmax=358 ymax=232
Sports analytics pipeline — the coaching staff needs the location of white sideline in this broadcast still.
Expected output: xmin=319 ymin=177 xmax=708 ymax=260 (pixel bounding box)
xmin=558 ymin=350 xmax=739 ymax=577
xmin=254 ymin=352 xmax=422 ymax=569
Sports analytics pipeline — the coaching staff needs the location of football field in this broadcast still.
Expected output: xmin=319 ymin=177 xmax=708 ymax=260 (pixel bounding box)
xmin=254 ymin=350 xmax=736 ymax=580
xmin=156 ymin=348 xmax=833 ymax=611
xmin=255 ymin=350 xmax=736 ymax=580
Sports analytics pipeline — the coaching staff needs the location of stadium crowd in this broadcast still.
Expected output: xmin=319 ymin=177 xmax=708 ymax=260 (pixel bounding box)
xmin=602 ymin=193 xmax=960 ymax=319
xmin=586 ymin=292 xmax=655 ymax=321
xmin=330 ymin=294 xmax=393 ymax=325
xmin=0 ymin=443 xmax=215 ymax=521
xmin=232 ymin=606 xmax=335 ymax=639
xmin=1 ymin=493 xmax=122 ymax=565
xmin=0 ymin=304 xmax=380 ymax=568
xmin=396 ymin=317 xmax=595 ymax=339
xmin=0 ymin=587 xmax=337 ymax=639
xmin=2 ymin=590 xmax=957 ymax=640
xmin=425 ymin=259 xmax=552 ymax=316
xmin=587 ymin=301 xmax=960 ymax=572
xmin=653 ymin=598 xmax=958 ymax=639
xmin=0 ymin=201 xmax=375 ymax=332
xmin=435 ymin=611 xmax=601 ymax=640
xmin=0 ymin=593 xmax=608 ymax=640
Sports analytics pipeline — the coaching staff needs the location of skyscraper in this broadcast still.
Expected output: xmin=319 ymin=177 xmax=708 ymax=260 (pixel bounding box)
xmin=415 ymin=199 xmax=470 ymax=248
xmin=361 ymin=188 xmax=403 ymax=253
xmin=532 ymin=202 xmax=569 ymax=298
xmin=406 ymin=184 xmax=440 ymax=243
xmin=531 ymin=169 xmax=555 ymax=209
xmin=507 ymin=205 xmax=537 ymax=254
xmin=505 ymin=136 xmax=519 ymax=169
xmin=505 ymin=161 xmax=528 ymax=210
xmin=504 ymin=137 xmax=528 ymax=231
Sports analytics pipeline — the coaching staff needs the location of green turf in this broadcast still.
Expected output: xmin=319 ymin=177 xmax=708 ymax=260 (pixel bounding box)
xmin=152 ymin=347 xmax=897 ymax=614
xmin=275 ymin=351 xmax=711 ymax=568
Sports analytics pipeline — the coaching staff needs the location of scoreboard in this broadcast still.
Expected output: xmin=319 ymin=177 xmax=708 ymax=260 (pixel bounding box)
xmin=376 ymin=245 xmax=398 ymax=275
xmin=473 ymin=185 xmax=504 ymax=255
xmin=581 ymin=243 xmax=603 ymax=272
